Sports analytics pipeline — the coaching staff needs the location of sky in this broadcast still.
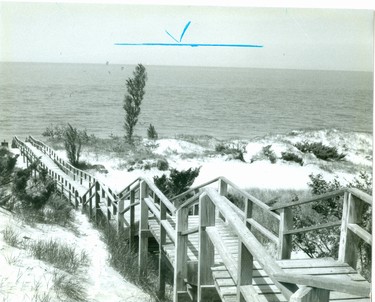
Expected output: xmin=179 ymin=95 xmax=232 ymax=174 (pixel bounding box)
xmin=0 ymin=1 xmax=373 ymax=71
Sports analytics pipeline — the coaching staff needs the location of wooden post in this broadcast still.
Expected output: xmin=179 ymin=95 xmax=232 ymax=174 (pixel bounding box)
xmin=197 ymin=193 xmax=216 ymax=302
xmin=173 ymin=206 xmax=189 ymax=302
xmin=129 ymin=190 xmax=136 ymax=248
xmin=338 ymin=192 xmax=364 ymax=268
xmin=158 ymin=199 xmax=167 ymax=299
xmin=278 ymin=207 xmax=293 ymax=259
xmin=74 ymin=191 xmax=79 ymax=209
xmin=290 ymin=286 xmax=329 ymax=302
xmin=82 ymin=194 xmax=87 ymax=214
xmin=95 ymin=181 xmax=100 ymax=223
xmin=237 ymin=198 xmax=254 ymax=301
xmin=138 ymin=181 xmax=148 ymax=277
xmin=218 ymin=178 xmax=228 ymax=221
xmin=117 ymin=199 xmax=124 ymax=234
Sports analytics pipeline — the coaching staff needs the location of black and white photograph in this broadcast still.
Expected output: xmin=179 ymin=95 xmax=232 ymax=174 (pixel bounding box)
xmin=0 ymin=1 xmax=373 ymax=301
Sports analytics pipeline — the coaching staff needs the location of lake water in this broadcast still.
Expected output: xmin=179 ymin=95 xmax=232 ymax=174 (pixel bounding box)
xmin=0 ymin=62 xmax=372 ymax=142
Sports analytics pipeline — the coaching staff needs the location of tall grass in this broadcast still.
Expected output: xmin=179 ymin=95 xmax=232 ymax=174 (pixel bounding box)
xmin=28 ymin=239 xmax=89 ymax=274
xmin=52 ymin=270 xmax=87 ymax=302
xmin=94 ymin=212 xmax=172 ymax=302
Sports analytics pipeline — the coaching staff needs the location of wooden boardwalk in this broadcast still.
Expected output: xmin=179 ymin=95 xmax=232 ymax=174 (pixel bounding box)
xmin=13 ymin=136 xmax=372 ymax=302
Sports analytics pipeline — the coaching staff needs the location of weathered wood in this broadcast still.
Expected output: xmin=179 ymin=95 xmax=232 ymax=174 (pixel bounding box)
xmin=198 ymin=193 xmax=216 ymax=302
xmin=347 ymin=223 xmax=372 ymax=245
xmin=247 ymin=218 xmax=278 ymax=243
xmin=138 ymin=181 xmax=149 ymax=276
xmin=237 ymin=240 xmax=253 ymax=301
xmin=278 ymin=207 xmax=293 ymax=259
xmin=117 ymin=199 xmax=124 ymax=233
xmin=283 ymin=220 xmax=342 ymax=235
xmin=274 ymin=273 xmax=371 ymax=297
xmin=174 ymin=207 xmax=189 ymax=302
xmin=270 ymin=189 xmax=345 ymax=211
xmin=129 ymin=190 xmax=136 ymax=247
xmin=290 ymin=287 xmax=329 ymax=302
xmin=158 ymin=200 xmax=167 ymax=299
xmin=338 ymin=193 xmax=364 ymax=268
xmin=205 ymin=226 xmax=237 ymax=282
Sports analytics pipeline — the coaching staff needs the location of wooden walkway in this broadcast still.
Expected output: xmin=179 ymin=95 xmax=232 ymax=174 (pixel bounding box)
xmin=13 ymin=136 xmax=372 ymax=302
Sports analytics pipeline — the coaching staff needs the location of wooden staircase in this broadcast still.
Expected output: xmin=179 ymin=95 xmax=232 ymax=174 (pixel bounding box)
xmin=13 ymin=135 xmax=372 ymax=302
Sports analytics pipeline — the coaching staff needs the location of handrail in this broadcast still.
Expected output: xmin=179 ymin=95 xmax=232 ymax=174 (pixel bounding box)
xmin=270 ymin=189 xmax=346 ymax=211
xmin=274 ymin=273 xmax=371 ymax=297
xmin=347 ymin=187 xmax=372 ymax=205
xmin=203 ymin=188 xmax=284 ymax=277
xmin=170 ymin=176 xmax=220 ymax=202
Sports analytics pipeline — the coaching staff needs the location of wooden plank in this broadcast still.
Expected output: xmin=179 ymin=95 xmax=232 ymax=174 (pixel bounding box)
xmin=347 ymin=223 xmax=372 ymax=245
xmin=240 ymin=285 xmax=288 ymax=302
xmin=181 ymin=226 xmax=199 ymax=236
xmin=206 ymin=226 xmax=238 ymax=283
xmin=274 ymin=273 xmax=371 ymax=297
xmin=290 ymin=287 xmax=329 ymax=302
xmin=284 ymin=220 xmax=342 ymax=235
xmin=270 ymin=189 xmax=345 ymax=211
xmin=282 ymin=266 xmax=357 ymax=275
xmin=144 ymin=197 xmax=161 ymax=219
xmin=161 ymin=220 xmax=176 ymax=243
xmin=247 ymin=218 xmax=279 ymax=243
xmin=346 ymin=188 xmax=372 ymax=205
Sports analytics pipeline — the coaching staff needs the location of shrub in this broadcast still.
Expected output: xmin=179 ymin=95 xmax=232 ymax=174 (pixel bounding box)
xmin=156 ymin=158 xmax=169 ymax=171
xmin=64 ymin=124 xmax=82 ymax=167
xmin=214 ymin=143 xmax=245 ymax=162
xmin=154 ymin=167 xmax=200 ymax=199
xmin=0 ymin=147 xmax=17 ymax=186
xmin=281 ymin=152 xmax=303 ymax=166
xmin=262 ymin=145 xmax=277 ymax=164
xmin=294 ymin=141 xmax=345 ymax=161
xmin=147 ymin=124 xmax=158 ymax=140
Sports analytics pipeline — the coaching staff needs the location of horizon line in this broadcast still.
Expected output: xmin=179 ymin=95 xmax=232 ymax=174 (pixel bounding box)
xmin=114 ymin=42 xmax=263 ymax=48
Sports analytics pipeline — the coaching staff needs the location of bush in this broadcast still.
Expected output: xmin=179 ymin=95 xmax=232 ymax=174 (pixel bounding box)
xmin=281 ymin=152 xmax=303 ymax=166
xmin=156 ymin=158 xmax=169 ymax=171
xmin=294 ymin=141 xmax=345 ymax=161
xmin=147 ymin=124 xmax=158 ymax=140
xmin=262 ymin=145 xmax=277 ymax=164
xmin=154 ymin=167 xmax=200 ymax=199
xmin=64 ymin=124 xmax=82 ymax=167
xmin=214 ymin=143 xmax=245 ymax=162
xmin=0 ymin=148 xmax=17 ymax=185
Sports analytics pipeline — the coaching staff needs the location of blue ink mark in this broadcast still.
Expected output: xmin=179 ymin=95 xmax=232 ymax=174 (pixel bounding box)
xmin=115 ymin=21 xmax=263 ymax=49
xmin=115 ymin=43 xmax=263 ymax=48
xmin=165 ymin=30 xmax=179 ymax=43
xmin=179 ymin=21 xmax=191 ymax=42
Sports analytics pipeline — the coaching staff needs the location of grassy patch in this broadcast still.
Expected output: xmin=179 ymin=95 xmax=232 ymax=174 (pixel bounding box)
xmin=281 ymin=152 xmax=303 ymax=166
xmin=94 ymin=212 xmax=171 ymax=302
xmin=2 ymin=226 xmax=22 ymax=247
xmin=53 ymin=270 xmax=87 ymax=302
xmin=28 ymin=239 xmax=89 ymax=274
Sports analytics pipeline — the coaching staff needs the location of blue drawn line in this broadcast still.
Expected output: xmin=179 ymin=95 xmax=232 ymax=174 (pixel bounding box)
xmin=165 ymin=30 xmax=179 ymax=43
xmin=115 ymin=43 xmax=263 ymax=48
xmin=179 ymin=21 xmax=191 ymax=42
xmin=115 ymin=21 xmax=263 ymax=48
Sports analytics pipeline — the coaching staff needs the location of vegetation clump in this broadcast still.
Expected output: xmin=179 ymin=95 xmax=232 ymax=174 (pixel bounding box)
xmin=215 ymin=143 xmax=245 ymax=162
xmin=147 ymin=124 xmax=158 ymax=140
xmin=64 ymin=123 xmax=82 ymax=167
xmin=294 ymin=141 xmax=345 ymax=161
xmin=281 ymin=152 xmax=303 ymax=166
xmin=154 ymin=167 xmax=200 ymax=199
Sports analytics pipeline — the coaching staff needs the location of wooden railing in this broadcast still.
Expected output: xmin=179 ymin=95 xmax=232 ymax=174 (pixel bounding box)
xmin=175 ymin=186 xmax=372 ymax=302
xmin=270 ymin=188 xmax=372 ymax=264
xmin=13 ymin=136 xmax=81 ymax=207
xmin=28 ymin=135 xmax=98 ymax=188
